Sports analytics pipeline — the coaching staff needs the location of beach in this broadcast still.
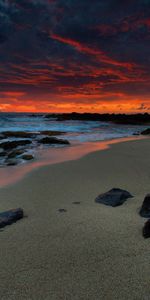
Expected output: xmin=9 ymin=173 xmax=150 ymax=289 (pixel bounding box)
xmin=0 ymin=137 xmax=150 ymax=300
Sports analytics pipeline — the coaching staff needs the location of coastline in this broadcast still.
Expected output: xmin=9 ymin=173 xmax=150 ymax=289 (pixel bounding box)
xmin=0 ymin=135 xmax=146 ymax=188
xmin=0 ymin=137 xmax=149 ymax=299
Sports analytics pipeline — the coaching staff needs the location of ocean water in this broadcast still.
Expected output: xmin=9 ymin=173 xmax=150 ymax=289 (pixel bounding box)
xmin=0 ymin=112 xmax=147 ymax=143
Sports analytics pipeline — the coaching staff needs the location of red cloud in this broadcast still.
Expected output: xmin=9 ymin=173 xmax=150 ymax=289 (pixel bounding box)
xmin=50 ymin=33 xmax=135 ymax=69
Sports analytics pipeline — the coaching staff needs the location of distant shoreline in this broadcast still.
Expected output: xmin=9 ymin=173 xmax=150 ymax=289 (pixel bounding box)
xmin=0 ymin=112 xmax=150 ymax=125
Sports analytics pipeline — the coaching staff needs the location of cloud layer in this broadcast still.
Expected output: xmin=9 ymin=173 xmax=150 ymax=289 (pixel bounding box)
xmin=0 ymin=0 xmax=150 ymax=112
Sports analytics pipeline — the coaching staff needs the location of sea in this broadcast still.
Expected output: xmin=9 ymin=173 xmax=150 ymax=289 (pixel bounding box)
xmin=0 ymin=112 xmax=147 ymax=143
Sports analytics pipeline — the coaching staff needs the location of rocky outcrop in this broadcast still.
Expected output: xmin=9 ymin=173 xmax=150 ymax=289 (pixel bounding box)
xmin=0 ymin=130 xmax=65 ymax=139
xmin=140 ymin=128 xmax=150 ymax=135
xmin=40 ymin=130 xmax=65 ymax=136
xmin=1 ymin=131 xmax=35 ymax=138
xmin=0 ymin=208 xmax=24 ymax=229
xmin=7 ymin=149 xmax=24 ymax=158
xmin=45 ymin=112 xmax=150 ymax=125
xmin=95 ymin=188 xmax=133 ymax=207
xmin=139 ymin=194 xmax=150 ymax=218
xmin=143 ymin=219 xmax=150 ymax=238
xmin=0 ymin=140 xmax=31 ymax=150
xmin=38 ymin=137 xmax=70 ymax=145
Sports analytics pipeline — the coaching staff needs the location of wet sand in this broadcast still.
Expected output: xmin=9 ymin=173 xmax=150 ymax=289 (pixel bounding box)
xmin=0 ymin=137 xmax=149 ymax=300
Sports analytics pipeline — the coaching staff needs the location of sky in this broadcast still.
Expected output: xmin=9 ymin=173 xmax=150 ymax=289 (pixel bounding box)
xmin=0 ymin=0 xmax=150 ymax=113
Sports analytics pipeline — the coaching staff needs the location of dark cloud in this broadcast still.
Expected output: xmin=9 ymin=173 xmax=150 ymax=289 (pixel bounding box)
xmin=0 ymin=0 xmax=150 ymax=111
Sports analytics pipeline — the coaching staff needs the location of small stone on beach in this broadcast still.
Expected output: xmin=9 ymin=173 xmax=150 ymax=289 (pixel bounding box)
xmin=143 ymin=219 xmax=150 ymax=238
xmin=58 ymin=209 xmax=67 ymax=213
xmin=95 ymin=188 xmax=133 ymax=207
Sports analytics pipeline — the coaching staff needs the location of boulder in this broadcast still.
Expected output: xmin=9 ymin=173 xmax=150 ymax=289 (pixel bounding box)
xmin=0 ymin=208 xmax=24 ymax=229
xmin=38 ymin=137 xmax=70 ymax=145
xmin=21 ymin=154 xmax=34 ymax=160
xmin=140 ymin=128 xmax=150 ymax=135
xmin=95 ymin=188 xmax=133 ymax=207
xmin=0 ymin=140 xmax=31 ymax=150
xmin=40 ymin=130 xmax=65 ymax=136
xmin=7 ymin=149 xmax=24 ymax=158
xmin=139 ymin=194 xmax=150 ymax=218
xmin=143 ymin=219 xmax=150 ymax=238
xmin=6 ymin=159 xmax=18 ymax=166
xmin=0 ymin=151 xmax=7 ymax=157
xmin=1 ymin=131 xmax=35 ymax=138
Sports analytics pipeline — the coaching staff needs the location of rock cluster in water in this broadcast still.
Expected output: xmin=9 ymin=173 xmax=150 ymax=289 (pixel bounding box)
xmin=140 ymin=128 xmax=150 ymax=135
xmin=0 ymin=130 xmax=70 ymax=167
xmin=45 ymin=112 xmax=150 ymax=125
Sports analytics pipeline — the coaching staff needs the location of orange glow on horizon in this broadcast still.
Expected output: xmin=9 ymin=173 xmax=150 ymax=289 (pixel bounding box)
xmin=0 ymin=91 xmax=149 ymax=113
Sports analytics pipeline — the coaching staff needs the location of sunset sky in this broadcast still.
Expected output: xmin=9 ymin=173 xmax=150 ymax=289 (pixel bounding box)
xmin=0 ymin=0 xmax=150 ymax=113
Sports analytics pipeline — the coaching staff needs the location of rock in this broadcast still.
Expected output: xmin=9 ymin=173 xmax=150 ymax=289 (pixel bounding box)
xmin=95 ymin=188 xmax=133 ymax=207
xmin=6 ymin=159 xmax=18 ymax=166
xmin=0 ymin=208 xmax=24 ymax=229
xmin=1 ymin=131 xmax=35 ymax=138
xmin=0 ymin=151 xmax=7 ymax=157
xmin=72 ymin=201 xmax=81 ymax=204
xmin=0 ymin=140 xmax=31 ymax=150
xmin=58 ymin=209 xmax=67 ymax=213
xmin=140 ymin=128 xmax=150 ymax=135
xmin=7 ymin=149 xmax=24 ymax=158
xmin=40 ymin=130 xmax=65 ymax=136
xmin=139 ymin=194 xmax=150 ymax=218
xmin=38 ymin=137 xmax=70 ymax=145
xmin=143 ymin=219 xmax=150 ymax=238
xmin=45 ymin=112 xmax=150 ymax=125
xmin=21 ymin=154 xmax=34 ymax=160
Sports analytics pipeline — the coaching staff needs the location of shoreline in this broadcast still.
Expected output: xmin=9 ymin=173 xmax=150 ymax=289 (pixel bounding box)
xmin=0 ymin=135 xmax=146 ymax=188
xmin=0 ymin=137 xmax=149 ymax=299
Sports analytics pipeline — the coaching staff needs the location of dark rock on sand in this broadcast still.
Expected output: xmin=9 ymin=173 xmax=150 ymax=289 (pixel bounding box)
xmin=0 ymin=208 xmax=24 ymax=229
xmin=38 ymin=137 xmax=70 ymax=145
xmin=140 ymin=128 xmax=150 ymax=135
xmin=40 ymin=130 xmax=65 ymax=136
xmin=139 ymin=194 xmax=150 ymax=218
xmin=21 ymin=154 xmax=34 ymax=160
xmin=95 ymin=188 xmax=133 ymax=207
xmin=0 ymin=140 xmax=31 ymax=150
xmin=72 ymin=201 xmax=81 ymax=205
xmin=58 ymin=209 xmax=67 ymax=213
xmin=143 ymin=219 xmax=150 ymax=238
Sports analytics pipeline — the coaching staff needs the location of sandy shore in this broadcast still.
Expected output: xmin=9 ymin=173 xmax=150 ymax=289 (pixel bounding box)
xmin=0 ymin=138 xmax=149 ymax=300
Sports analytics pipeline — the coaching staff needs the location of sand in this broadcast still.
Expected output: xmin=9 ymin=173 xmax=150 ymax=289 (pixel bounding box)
xmin=0 ymin=138 xmax=149 ymax=300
